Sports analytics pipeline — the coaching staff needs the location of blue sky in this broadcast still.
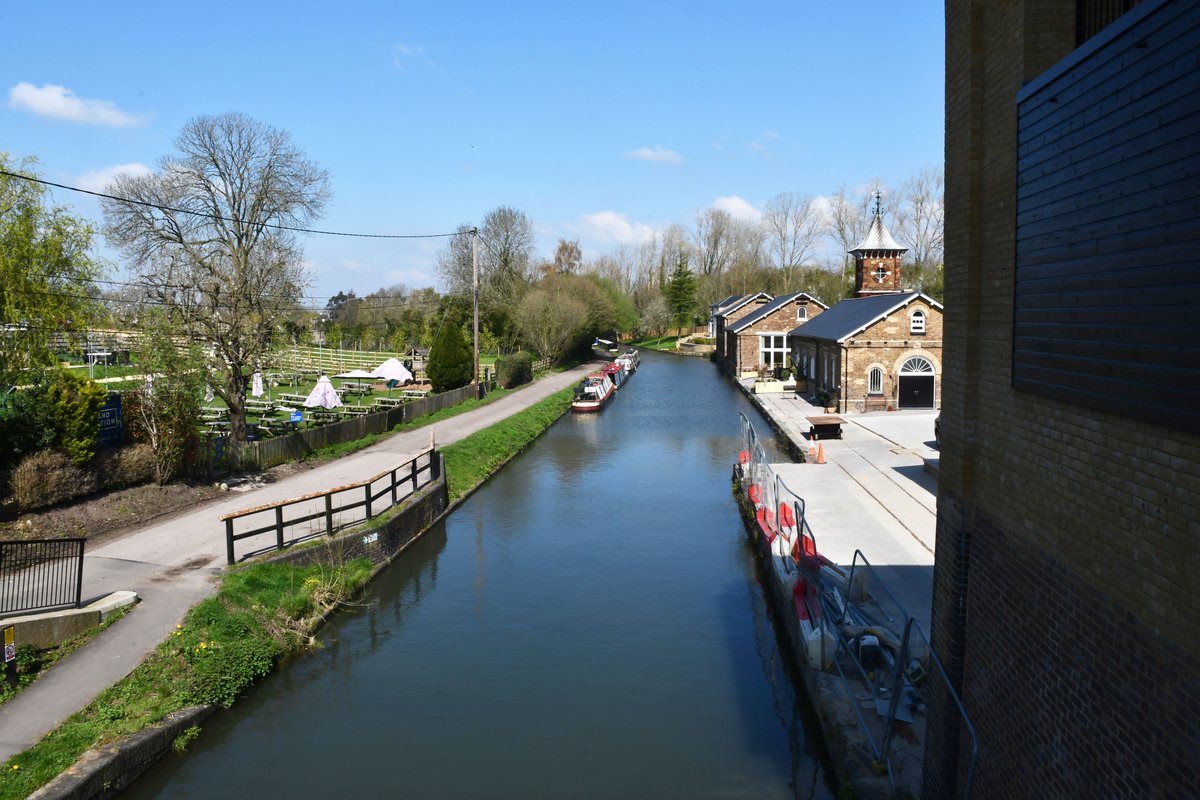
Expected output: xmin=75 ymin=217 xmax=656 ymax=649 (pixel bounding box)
xmin=2 ymin=1 xmax=944 ymax=302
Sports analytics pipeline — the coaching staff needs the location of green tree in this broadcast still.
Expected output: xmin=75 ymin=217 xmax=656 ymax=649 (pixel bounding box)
xmin=46 ymin=370 xmax=107 ymax=466
xmin=663 ymin=252 xmax=698 ymax=335
xmin=427 ymin=320 xmax=472 ymax=393
xmin=0 ymin=154 xmax=103 ymax=387
xmin=102 ymin=113 xmax=330 ymax=471
xmin=133 ymin=312 xmax=206 ymax=483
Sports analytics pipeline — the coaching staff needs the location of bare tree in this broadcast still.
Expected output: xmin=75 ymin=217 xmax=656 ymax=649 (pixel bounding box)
xmin=102 ymin=113 xmax=330 ymax=468
xmin=895 ymin=166 xmax=945 ymax=271
xmin=763 ymin=192 xmax=823 ymax=291
xmin=692 ymin=208 xmax=734 ymax=276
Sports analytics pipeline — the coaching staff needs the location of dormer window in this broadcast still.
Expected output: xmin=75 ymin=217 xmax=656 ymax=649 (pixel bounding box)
xmin=910 ymin=309 xmax=926 ymax=335
xmin=796 ymin=306 xmax=808 ymax=322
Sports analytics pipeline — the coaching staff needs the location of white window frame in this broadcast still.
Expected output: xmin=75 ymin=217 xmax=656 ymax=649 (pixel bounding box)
xmin=910 ymin=309 xmax=926 ymax=335
xmin=796 ymin=306 xmax=808 ymax=322
xmin=868 ymin=367 xmax=884 ymax=395
xmin=759 ymin=333 xmax=788 ymax=368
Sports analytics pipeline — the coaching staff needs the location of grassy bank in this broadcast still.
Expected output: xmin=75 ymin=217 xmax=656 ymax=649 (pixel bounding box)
xmin=0 ymin=559 xmax=372 ymax=799
xmin=441 ymin=387 xmax=573 ymax=503
xmin=627 ymin=335 xmax=679 ymax=350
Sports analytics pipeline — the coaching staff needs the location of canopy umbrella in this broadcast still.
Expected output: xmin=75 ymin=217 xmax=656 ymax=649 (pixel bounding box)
xmin=334 ymin=369 xmax=379 ymax=379
xmin=372 ymin=357 xmax=413 ymax=385
xmin=303 ymin=375 xmax=343 ymax=409
xmin=251 ymin=371 xmax=264 ymax=397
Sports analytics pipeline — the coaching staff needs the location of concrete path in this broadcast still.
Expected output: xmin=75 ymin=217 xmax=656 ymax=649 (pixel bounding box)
xmin=744 ymin=388 xmax=939 ymax=630
xmin=0 ymin=365 xmax=594 ymax=763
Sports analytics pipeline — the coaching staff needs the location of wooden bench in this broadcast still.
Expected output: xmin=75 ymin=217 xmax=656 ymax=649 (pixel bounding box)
xmin=806 ymin=415 xmax=845 ymax=440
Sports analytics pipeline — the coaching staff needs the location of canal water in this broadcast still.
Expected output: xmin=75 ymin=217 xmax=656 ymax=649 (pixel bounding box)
xmin=125 ymin=351 xmax=833 ymax=799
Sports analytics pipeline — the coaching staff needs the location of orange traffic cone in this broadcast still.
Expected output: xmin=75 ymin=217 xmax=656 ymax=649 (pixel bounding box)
xmin=816 ymin=443 xmax=825 ymax=465
xmin=808 ymin=435 xmax=817 ymax=458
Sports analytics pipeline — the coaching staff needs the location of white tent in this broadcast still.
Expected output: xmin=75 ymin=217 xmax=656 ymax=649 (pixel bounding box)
xmin=303 ymin=375 xmax=343 ymax=409
xmin=372 ymin=357 xmax=413 ymax=384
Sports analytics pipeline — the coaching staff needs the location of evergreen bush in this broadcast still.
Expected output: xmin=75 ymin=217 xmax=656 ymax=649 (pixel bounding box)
xmin=496 ymin=351 xmax=534 ymax=389
xmin=46 ymin=370 xmax=107 ymax=466
xmin=0 ymin=387 xmax=56 ymax=473
xmin=427 ymin=322 xmax=472 ymax=393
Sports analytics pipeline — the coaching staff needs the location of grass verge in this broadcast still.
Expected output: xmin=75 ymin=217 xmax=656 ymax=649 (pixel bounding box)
xmin=440 ymin=387 xmax=573 ymax=503
xmin=0 ymin=558 xmax=371 ymax=798
xmin=627 ymin=336 xmax=679 ymax=350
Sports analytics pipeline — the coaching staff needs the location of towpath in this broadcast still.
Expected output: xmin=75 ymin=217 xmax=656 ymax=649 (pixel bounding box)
xmin=0 ymin=365 xmax=594 ymax=763
xmin=740 ymin=386 xmax=939 ymax=630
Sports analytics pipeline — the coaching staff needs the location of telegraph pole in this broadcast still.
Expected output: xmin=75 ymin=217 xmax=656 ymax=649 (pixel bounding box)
xmin=471 ymin=227 xmax=480 ymax=398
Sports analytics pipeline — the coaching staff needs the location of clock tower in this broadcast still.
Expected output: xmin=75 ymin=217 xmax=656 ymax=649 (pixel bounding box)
xmin=850 ymin=192 xmax=908 ymax=297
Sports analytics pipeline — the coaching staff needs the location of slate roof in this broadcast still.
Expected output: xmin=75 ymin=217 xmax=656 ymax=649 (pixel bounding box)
xmin=787 ymin=292 xmax=941 ymax=342
xmin=711 ymin=293 xmax=742 ymax=309
xmin=851 ymin=212 xmax=907 ymax=253
xmin=715 ymin=291 xmax=772 ymax=319
xmin=728 ymin=292 xmax=828 ymax=333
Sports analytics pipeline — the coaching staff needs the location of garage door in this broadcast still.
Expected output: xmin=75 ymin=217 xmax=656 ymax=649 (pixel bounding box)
xmin=898 ymin=356 xmax=935 ymax=408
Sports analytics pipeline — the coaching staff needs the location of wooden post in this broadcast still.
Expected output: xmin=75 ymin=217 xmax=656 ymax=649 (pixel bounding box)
xmin=225 ymin=518 xmax=235 ymax=564
xmin=391 ymin=469 xmax=398 ymax=506
xmin=275 ymin=506 xmax=285 ymax=551
xmin=325 ymin=494 xmax=334 ymax=536
xmin=365 ymin=483 xmax=373 ymax=521
xmin=411 ymin=457 xmax=420 ymax=493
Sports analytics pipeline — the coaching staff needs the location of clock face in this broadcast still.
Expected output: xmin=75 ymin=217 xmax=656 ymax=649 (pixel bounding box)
xmin=872 ymin=265 xmax=889 ymax=283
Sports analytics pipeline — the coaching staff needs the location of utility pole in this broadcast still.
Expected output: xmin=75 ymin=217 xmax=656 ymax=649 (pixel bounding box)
xmin=471 ymin=226 xmax=480 ymax=398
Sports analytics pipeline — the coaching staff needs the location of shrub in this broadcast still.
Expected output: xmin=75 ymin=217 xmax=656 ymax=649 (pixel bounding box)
xmin=0 ymin=388 xmax=56 ymax=473
xmin=495 ymin=351 xmax=534 ymax=389
xmin=46 ymin=370 xmax=107 ymax=466
xmin=94 ymin=443 xmax=156 ymax=490
xmin=10 ymin=449 xmax=96 ymax=510
xmin=427 ymin=322 xmax=472 ymax=393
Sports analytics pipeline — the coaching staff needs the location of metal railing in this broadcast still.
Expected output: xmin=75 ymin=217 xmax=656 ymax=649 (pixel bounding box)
xmin=220 ymin=447 xmax=439 ymax=564
xmin=0 ymin=538 xmax=86 ymax=617
xmin=735 ymin=413 xmax=977 ymax=797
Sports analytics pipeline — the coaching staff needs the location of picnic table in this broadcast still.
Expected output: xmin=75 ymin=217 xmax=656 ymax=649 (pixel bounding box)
xmin=268 ymin=371 xmax=301 ymax=387
xmin=279 ymin=393 xmax=308 ymax=405
xmin=340 ymin=381 xmax=375 ymax=396
xmin=373 ymin=396 xmax=406 ymax=407
xmin=339 ymin=405 xmax=373 ymax=416
xmin=806 ymin=415 xmax=845 ymax=440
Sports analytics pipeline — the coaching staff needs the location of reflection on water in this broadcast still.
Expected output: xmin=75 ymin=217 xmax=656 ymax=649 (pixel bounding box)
xmin=124 ymin=351 xmax=831 ymax=799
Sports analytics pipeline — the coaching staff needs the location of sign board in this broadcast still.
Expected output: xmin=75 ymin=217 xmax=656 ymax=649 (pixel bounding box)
xmin=98 ymin=393 xmax=123 ymax=448
xmin=3 ymin=626 xmax=14 ymax=663
xmin=362 ymin=532 xmax=379 ymax=545
xmin=290 ymin=411 xmax=304 ymax=423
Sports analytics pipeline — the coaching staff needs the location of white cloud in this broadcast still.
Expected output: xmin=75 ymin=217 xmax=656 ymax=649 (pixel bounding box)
xmin=393 ymin=42 xmax=427 ymax=69
xmin=8 ymin=82 xmax=143 ymax=127
xmin=749 ymin=141 xmax=768 ymax=155
xmin=624 ymin=146 xmax=684 ymax=166
xmin=572 ymin=211 xmax=658 ymax=246
xmin=76 ymin=163 xmax=153 ymax=193
xmin=762 ymin=129 xmax=781 ymax=140
xmin=712 ymin=195 xmax=762 ymax=223
xmin=338 ymin=259 xmax=373 ymax=274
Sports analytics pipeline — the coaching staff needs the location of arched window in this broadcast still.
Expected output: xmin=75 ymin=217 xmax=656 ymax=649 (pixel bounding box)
xmin=910 ymin=309 xmax=926 ymax=335
xmin=900 ymin=356 xmax=935 ymax=374
xmin=796 ymin=306 xmax=808 ymax=322
xmin=868 ymin=367 xmax=883 ymax=395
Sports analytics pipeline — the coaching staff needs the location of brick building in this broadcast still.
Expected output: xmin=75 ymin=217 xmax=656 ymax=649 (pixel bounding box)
xmin=928 ymin=1 xmax=1200 ymax=798
xmin=711 ymin=292 xmax=771 ymax=364
xmin=788 ymin=291 xmax=943 ymax=411
xmin=786 ymin=199 xmax=943 ymax=410
xmin=722 ymin=291 xmax=827 ymax=378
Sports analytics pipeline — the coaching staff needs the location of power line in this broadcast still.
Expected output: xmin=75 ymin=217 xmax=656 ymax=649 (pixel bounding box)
xmin=0 ymin=168 xmax=463 ymax=241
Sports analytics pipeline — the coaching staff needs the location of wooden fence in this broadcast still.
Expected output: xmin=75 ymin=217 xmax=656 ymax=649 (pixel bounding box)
xmin=236 ymin=381 xmax=489 ymax=472
xmin=221 ymin=448 xmax=439 ymax=563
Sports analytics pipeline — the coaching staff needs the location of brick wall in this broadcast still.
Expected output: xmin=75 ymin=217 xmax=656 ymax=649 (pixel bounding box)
xmin=931 ymin=1 xmax=1200 ymax=797
xmin=716 ymin=297 xmax=769 ymax=365
xmin=731 ymin=298 xmax=824 ymax=377
xmin=842 ymin=298 xmax=943 ymax=410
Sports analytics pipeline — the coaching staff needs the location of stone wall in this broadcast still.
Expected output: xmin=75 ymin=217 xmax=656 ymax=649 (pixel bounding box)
xmin=929 ymin=1 xmax=1200 ymax=797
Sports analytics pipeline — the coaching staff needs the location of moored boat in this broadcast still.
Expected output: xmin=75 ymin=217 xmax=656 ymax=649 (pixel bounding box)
xmin=571 ymin=372 xmax=616 ymax=412
xmin=601 ymin=361 xmax=628 ymax=390
xmin=615 ymin=347 xmax=639 ymax=374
